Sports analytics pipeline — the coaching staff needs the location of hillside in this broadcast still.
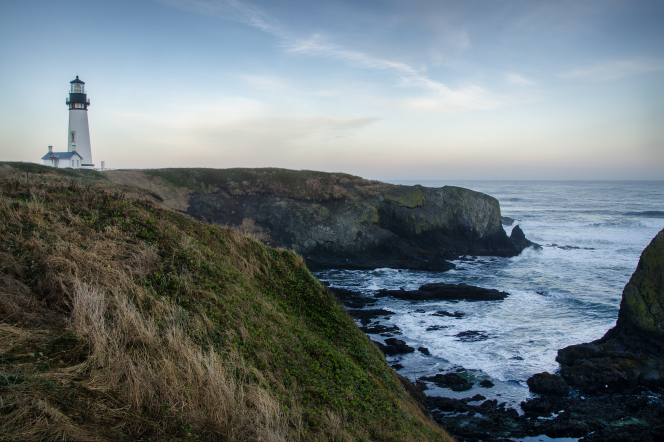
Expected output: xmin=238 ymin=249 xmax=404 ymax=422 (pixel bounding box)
xmin=104 ymin=167 xmax=529 ymax=270
xmin=0 ymin=163 xmax=451 ymax=441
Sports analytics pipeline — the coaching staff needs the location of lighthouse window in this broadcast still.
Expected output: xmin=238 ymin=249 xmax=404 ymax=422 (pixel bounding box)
xmin=72 ymin=83 xmax=84 ymax=93
xmin=71 ymin=131 xmax=76 ymax=142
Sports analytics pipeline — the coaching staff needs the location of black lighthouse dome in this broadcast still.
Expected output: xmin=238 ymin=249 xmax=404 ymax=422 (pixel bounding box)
xmin=66 ymin=76 xmax=90 ymax=109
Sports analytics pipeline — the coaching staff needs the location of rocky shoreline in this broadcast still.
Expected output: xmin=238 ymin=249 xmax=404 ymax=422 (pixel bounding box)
xmin=325 ymin=228 xmax=664 ymax=442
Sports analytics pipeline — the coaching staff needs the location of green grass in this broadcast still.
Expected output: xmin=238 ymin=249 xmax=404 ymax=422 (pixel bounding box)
xmin=0 ymin=166 xmax=450 ymax=441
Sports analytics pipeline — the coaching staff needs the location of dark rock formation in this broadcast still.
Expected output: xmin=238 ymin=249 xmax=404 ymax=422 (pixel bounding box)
xmin=180 ymin=169 xmax=534 ymax=270
xmin=527 ymin=372 xmax=569 ymax=396
xmin=360 ymin=323 xmax=401 ymax=335
xmin=376 ymin=283 xmax=509 ymax=302
xmin=556 ymin=228 xmax=664 ymax=393
xmin=418 ymin=346 xmax=430 ymax=355
xmin=501 ymin=216 xmax=516 ymax=226
xmin=510 ymin=224 xmax=540 ymax=249
xmin=426 ymin=325 xmax=449 ymax=331
xmin=455 ymin=330 xmax=490 ymax=342
xmin=420 ymin=372 xmax=473 ymax=391
xmin=373 ymin=338 xmax=415 ymax=355
xmin=428 ymin=386 xmax=664 ymax=442
xmin=431 ymin=310 xmax=465 ymax=318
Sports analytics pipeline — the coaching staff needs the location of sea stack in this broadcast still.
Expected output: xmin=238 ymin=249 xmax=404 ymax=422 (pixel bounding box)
xmin=556 ymin=228 xmax=664 ymax=392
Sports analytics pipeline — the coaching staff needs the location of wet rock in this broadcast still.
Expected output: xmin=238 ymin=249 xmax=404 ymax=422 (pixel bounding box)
xmin=527 ymin=372 xmax=569 ymax=396
xmin=520 ymin=397 xmax=556 ymax=416
xmin=390 ymin=363 xmax=404 ymax=370
xmin=376 ymin=283 xmax=509 ymax=302
xmin=543 ymin=419 xmax=590 ymax=439
xmin=384 ymin=338 xmax=415 ymax=354
xmin=373 ymin=338 xmax=415 ymax=356
xmin=427 ymin=396 xmax=470 ymax=413
xmin=426 ymin=325 xmax=449 ymax=331
xmin=510 ymin=225 xmax=540 ymax=249
xmin=455 ymin=330 xmax=490 ymax=342
xmin=479 ymin=380 xmax=494 ymax=388
xmin=421 ymin=372 xmax=473 ymax=391
xmin=418 ymin=346 xmax=430 ymax=355
xmin=431 ymin=310 xmax=465 ymax=318
xmin=359 ymin=322 xmax=401 ymax=334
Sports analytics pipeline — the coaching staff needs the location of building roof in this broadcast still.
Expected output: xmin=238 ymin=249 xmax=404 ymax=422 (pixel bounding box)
xmin=70 ymin=76 xmax=85 ymax=84
xmin=41 ymin=151 xmax=83 ymax=160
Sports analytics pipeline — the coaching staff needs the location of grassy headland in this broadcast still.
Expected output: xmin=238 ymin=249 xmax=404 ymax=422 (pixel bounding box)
xmin=0 ymin=163 xmax=451 ymax=441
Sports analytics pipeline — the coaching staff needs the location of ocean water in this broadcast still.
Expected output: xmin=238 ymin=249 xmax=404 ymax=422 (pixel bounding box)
xmin=314 ymin=181 xmax=664 ymax=407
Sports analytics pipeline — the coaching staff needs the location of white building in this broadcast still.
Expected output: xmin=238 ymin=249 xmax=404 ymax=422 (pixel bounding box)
xmin=41 ymin=76 xmax=94 ymax=169
xmin=41 ymin=146 xmax=83 ymax=168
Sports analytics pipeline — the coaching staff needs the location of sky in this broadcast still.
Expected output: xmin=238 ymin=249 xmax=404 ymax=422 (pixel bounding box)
xmin=0 ymin=0 xmax=663 ymax=180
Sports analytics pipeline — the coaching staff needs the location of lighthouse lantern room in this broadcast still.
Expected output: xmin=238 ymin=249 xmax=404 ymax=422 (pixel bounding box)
xmin=42 ymin=76 xmax=95 ymax=169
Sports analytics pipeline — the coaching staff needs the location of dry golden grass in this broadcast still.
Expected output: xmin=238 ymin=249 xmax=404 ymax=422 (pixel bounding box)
xmin=0 ymin=176 xmax=294 ymax=440
xmin=0 ymin=164 xmax=453 ymax=442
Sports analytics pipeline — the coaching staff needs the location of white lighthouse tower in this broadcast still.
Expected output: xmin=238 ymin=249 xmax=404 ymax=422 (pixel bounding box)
xmin=66 ymin=76 xmax=94 ymax=168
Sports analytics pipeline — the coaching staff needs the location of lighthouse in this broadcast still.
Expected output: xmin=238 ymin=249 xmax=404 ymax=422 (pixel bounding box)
xmin=65 ymin=76 xmax=94 ymax=168
xmin=41 ymin=76 xmax=95 ymax=169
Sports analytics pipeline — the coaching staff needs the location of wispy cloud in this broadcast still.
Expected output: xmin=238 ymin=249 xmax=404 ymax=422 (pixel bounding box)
xmin=504 ymin=73 xmax=535 ymax=86
xmin=241 ymin=74 xmax=291 ymax=91
xmin=559 ymin=59 xmax=664 ymax=82
xmin=199 ymin=115 xmax=381 ymax=147
xmin=157 ymin=0 xmax=506 ymax=112
xmin=157 ymin=0 xmax=290 ymax=38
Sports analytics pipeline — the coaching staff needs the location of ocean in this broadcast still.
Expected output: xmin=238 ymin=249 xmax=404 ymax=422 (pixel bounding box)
xmin=313 ymin=180 xmax=664 ymax=408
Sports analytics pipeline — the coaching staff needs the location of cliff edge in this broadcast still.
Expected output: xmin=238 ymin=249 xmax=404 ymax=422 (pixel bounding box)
xmin=105 ymin=168 xmax=532 ymax=270
xmin=556 ymin=228 xmax=664 ymax=392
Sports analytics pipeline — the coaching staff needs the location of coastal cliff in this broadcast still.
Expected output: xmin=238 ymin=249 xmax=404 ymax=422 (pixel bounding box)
xmin=556 ymin=228 xmax=664 ymax=392
xmin=105 ymin=168 xmax=531 ymax=270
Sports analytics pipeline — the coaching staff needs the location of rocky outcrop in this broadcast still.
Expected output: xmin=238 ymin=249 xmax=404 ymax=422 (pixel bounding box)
xmin=527 ymin=372 xmax=569 ymax=396
xmin=510 ymin=224 xmax=539 ymax=249
xmin=169 ymin=168 xmax=533 ymax=270
xmin=376 ymin=283 xmax=509 ymax=301
xmin=373 ymin=338 xmax=415 ymax=355
xmin=556 ymin=228 xmax=664 ymax=392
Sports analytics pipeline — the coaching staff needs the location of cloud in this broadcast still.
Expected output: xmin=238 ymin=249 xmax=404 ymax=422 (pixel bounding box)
xmin=196 ymin=115 xmax=381 ymax=149
xmin=158 ymin=0 xmax=507 ymax=112
xmin=559 ymin=59 xmax=664 ymax=82
xmin=156 ymin=0 xmax=290 ymax=38
xmin=504 ymin=73 xmax=535 ymax=86
xmin=241 ymin=74 xmax=290 ymax=91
